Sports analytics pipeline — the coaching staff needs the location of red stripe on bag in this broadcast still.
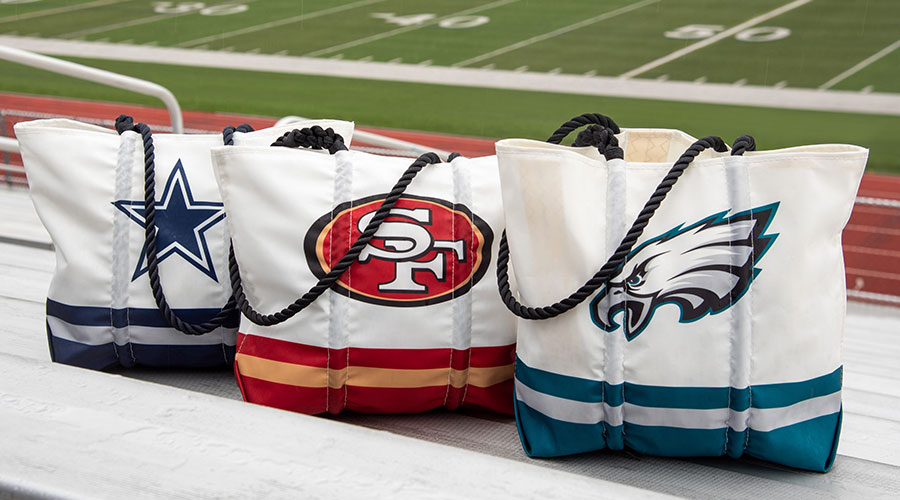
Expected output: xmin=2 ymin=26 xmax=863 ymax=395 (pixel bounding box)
xmin=462 ymin=380 xmax=515 ymax=414
xmin=238 ymin=372 xmax=514 ymax=415
xmin=238 ymin=375 xmax=328 ymax=414
xmin=345 ymin=386 xmax=449 ymax=414
xmin=468 ymin=344 xmax=517 ymax=368
xmin=235 ymin=333 xmax=515 ymax=414
xmin=237 ymin=333 xmax=329 ymax=367
xmin=237 ymin=333 xmax=514 ymax=370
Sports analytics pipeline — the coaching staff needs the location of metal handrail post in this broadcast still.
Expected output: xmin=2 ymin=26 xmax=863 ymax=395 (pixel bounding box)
xmin=1 ymin=112 xmax=9 ymax=185
xmin=0 ymin=136 xmax=19 ymax=153
xmin=0 ymin=45 xmax=183 ymax=133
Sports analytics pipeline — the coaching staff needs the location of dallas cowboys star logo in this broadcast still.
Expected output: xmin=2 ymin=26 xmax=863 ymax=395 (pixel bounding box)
xmin=113 ymin=159 xmax=226 ymax=282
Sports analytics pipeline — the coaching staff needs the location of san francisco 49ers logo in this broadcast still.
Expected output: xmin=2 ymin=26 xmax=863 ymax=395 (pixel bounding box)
xmin=304 ymin=194 xmax=493 ymax=306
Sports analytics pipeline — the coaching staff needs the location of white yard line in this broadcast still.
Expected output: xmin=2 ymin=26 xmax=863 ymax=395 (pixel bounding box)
xmin=0 ymin=0 xmax=129 ymax=24
xmin=3 ymin=35 xmax=900 ymax=116
xmin=819 ymin=39 xmax=900 ymax=90
xmin=619 ymin=0 xmax=813 ymax=78
xmin=452 ymin=0 xmax=659 ymax=68
xmin=857 ymin=196 xmax=900 ymax=209
xmin=177 ymin=0 xmax=387 ymax=48
xmin=60 ymin=0 xmax=260 ymax=40
xmin=305 ymin=0 xmax=520 ymax=58
xmin=847 ymin=289 xmax=900 ymax=305
xmin=63 ymin=14 xmax=191 ymax=39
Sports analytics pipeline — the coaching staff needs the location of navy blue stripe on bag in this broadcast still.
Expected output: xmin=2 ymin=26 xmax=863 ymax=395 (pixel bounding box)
xmin=46 ymin=298 xmax=237 ymax=370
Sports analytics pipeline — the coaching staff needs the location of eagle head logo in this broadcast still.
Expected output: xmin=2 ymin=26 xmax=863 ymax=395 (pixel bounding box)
xmin=590 ymin=203 xmax=779 ymax=341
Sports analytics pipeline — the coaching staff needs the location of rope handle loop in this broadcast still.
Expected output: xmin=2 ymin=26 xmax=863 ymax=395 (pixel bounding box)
xmin=730 ymin=134 xmax=756 ymax=156
xmin=229 ymin=150 xmax=452 ymax=326
xmin=272 ymin=126 xmax=348 ymax=154
xmin=113 ymin=115 xmax=253 ymax=335
xmin=496 ymin=134 xmax=753 ymax=320
xmin=547 ymin=112 xmax=624 ymax=161
xmin=222 ymin=123 xmax=254 ymax=145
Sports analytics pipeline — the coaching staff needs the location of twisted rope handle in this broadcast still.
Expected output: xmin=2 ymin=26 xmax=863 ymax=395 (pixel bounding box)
xmin=497 ymin=135 xmax=733 ymax=320
xmin=229 ymin=131 xmax=451 ymax=326
xmin=546 ymin=112 xmax=621 ymax=144
xmin=114 ymin=115 xmax=251 ymax=335
xmin=272 ymin=125 xmax=348 ymax=153
xmin=730 ymin=134 xmax=756 ymax=156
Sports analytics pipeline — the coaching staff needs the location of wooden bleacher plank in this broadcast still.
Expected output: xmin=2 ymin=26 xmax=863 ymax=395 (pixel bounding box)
xmin=0 ymin=185 xmax=50 ymax=247
xmin=0 ymin=352 xmax=673 ymax=500
xmin=0 ymin=296 xmax=47 ymax=361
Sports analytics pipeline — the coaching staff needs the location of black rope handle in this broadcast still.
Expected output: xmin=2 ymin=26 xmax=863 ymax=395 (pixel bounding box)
xmin=730 ymin=134 xmax=756 ymax=156
xmin=272 ymin=125 xmax=347 ymax=153
xmin=547 ymin=112 xmax=624 ymax=161
xmin=497 ymin=135 xmax=734 ymax=320
xmin=229 ymin=153 xmax=445 ymax=326
xmin=114 ymin=114 xmax=252 ymax=335
xmin=223 ymin=123 xmax=254 ymax=145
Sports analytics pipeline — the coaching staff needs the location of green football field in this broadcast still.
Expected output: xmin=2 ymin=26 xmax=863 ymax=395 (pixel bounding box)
xmin=1 ymin=0 xmax=899 ymax=170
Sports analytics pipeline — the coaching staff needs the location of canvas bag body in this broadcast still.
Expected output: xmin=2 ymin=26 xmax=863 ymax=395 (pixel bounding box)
xmin=15 ymin=118 xmax=354 ymax=370
xmin=212 ymin=146 xmax=516 ymax=415
xmin=496 ymin=129 xmax=867 ymax=472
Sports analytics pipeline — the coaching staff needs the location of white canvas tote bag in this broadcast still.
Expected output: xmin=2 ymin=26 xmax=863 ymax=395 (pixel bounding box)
xmin=211 ymin=128 xmax=516 ymax=415
xmin=15 ymin=117 xmax=354 ymax=370
xmin=496 ymin=113 xmax=867 ymax=471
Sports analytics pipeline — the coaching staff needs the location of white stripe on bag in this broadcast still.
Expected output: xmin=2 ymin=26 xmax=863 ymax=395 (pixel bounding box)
xmin=748 ymin=391 xmax=842 ymax=432
xmin=47 ymin=316 xmax=234 ymax=347
xmin=515 ymin=379 xmax=841 ymax=431
xmin=515 ymin=379 xmax=622 ymax=426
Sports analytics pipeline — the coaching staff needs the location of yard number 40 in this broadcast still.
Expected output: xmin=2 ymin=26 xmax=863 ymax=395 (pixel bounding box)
xmin=371 ymin=12 xmax=490 ymax=29
xmin=665 ymin=24 xmax=791 ymax=42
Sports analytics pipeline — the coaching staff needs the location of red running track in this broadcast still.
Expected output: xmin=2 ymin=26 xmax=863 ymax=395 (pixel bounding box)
xmin=2 ymin=92 xmax=897 ymax=305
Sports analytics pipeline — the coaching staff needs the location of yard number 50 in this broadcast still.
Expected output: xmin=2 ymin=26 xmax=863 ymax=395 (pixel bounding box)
xmin=665 ymin=24 xmax=791 ymax=42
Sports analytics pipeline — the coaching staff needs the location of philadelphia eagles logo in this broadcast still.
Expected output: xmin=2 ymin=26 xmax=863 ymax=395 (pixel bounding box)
xmin=590 ymin=203 xmax=779 ymax=341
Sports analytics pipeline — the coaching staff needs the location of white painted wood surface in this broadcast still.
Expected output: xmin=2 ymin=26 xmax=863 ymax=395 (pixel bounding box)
xmin=1 ymin=352 xmax=675 ymax=500
xmin=2 ymin=186 xmax=899 ymax=499
xmin=0 ymin=185 xmax=50 ymax=248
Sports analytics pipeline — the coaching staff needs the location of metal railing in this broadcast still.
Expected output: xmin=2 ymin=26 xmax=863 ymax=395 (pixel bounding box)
xmin=0 ymin=44 xmax=183 ymax=133
xmin=0 ymin=136 xmax=18 ymax=153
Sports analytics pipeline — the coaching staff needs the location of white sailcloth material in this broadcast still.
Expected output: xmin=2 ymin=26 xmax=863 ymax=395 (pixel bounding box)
xmin=496 ymin=125 xmax=867 ymax=471
xmin=211 ymin=143 xmax=516 ymax=415
xmin=15 ymin=118 xmax=354 ymax=370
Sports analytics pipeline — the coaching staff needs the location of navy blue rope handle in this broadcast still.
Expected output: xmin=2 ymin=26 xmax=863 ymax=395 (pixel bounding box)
xmin=497 ymin=113 xmax=755 ymax=320
xmin=228 ymin=128 xmax=455 ymax=326
xmin=114 ymin=114 xmax=251 ymax=335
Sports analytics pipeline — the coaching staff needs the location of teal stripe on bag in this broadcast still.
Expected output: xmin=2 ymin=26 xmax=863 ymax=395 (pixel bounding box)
xmin=514 ymin=397 xmax=610 ymax=457
xmin=750 ymin=367 xmax=842 ymax=409
xmin=625 ymin=383 xmax=732 ymax=410
xmin=516 ymin=357 xmax=841 ymax=411
xmin=625 ymin=422 xmax=727 ymax=457
xmin=515 ymin=356 xmax=621 ymax=405
xmin=514 ymin=358 xmax=844 ymax=468
xmin=745 ymin=410 xmax=842 ymax=472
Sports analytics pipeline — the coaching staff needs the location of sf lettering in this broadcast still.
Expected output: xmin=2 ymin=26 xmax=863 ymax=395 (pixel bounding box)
xmin=357 ymin=208 xmax=466 ymax=293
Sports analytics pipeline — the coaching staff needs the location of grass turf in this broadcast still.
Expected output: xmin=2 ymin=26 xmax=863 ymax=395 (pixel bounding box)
xmin=1 ymin=56 xmax=897 ymax=173
xmin=2 ymin=0 xmax=897 ymax=91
